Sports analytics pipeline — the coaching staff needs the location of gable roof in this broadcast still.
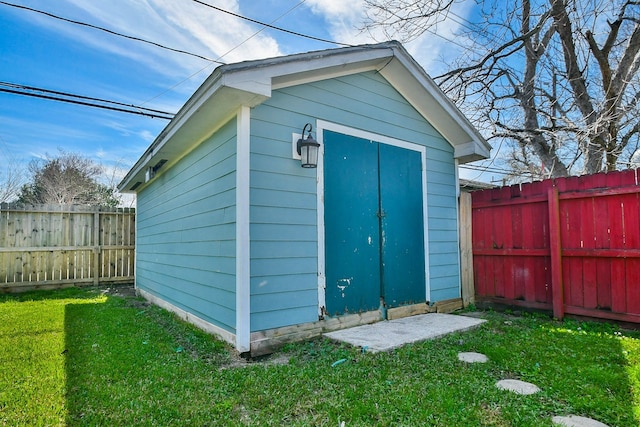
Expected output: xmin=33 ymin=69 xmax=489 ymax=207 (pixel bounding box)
xmin=119 ymin=41 xmax=490 ymax=192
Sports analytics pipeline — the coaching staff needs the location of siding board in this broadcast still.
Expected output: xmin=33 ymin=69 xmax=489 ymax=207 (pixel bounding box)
xmin=251 ymin=241 xmax=317 ymax=259
xmin=251 ymin=188 xmax=316 ymax=209
xmin=250 ymin=170 xmax=316 ymax=193
xmin=250 ymin=306 xmax=317 ymax=332
xmin=251 ymin=224 xmax=317 ymax=241
xmin=251 ymin=289 xmax=318 ymax=312
xmin=250 ymin=206 xmax=316 ymax=225
xmin=251 ymin=257 xmax=317 ymax=277
xmin=250 ymin=274 xmax=317 ymax=294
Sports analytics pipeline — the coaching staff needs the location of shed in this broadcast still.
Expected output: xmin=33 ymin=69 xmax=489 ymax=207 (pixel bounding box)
xmin=118 ymin=41 xmax=490 ymax=356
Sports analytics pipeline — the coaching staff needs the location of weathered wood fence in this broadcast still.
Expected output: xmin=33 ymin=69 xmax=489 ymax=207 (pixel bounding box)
xmin=0 ymin=204 xmax=135 ymax=292
xmin=471 ymin=169 xmax=640 ymax=323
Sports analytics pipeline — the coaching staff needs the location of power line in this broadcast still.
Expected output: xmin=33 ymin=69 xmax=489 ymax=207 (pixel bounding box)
xmin=0 ymin=82 xmax=172 ymax=115
xmin=460 ymin=164 xmax=512 ymax=175
xmin=0 ymin=87 xmax=173 ymax=119
xmin=191 ymin=0 xmax=353 ymax=47
xmin=0 ymin=1 xmax=224 ymax=64
xmin=0 ymin=82 xmax=174 ymax=119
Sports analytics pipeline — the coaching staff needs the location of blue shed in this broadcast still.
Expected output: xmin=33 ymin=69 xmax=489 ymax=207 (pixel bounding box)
xmin=118 ymin=41 xmax=490 ymax=356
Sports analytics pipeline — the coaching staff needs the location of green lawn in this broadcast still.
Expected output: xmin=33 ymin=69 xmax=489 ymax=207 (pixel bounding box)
xmin=0 ymin=287 xmax=638 ymax=426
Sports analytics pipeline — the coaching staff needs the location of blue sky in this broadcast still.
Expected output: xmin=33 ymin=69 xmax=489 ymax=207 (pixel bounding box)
xmin=0 ymin=0 xmax=490 ymax=198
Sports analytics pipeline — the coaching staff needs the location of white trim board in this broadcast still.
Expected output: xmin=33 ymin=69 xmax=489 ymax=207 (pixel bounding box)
xmin=315 ymin=120 xmax=431 ymax=314
xmin=235 ymin=105 xmax=251 ymax=354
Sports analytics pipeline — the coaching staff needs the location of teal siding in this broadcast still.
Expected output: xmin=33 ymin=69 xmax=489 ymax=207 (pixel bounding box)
xmin=425 ymin=156 xmax=461 ymax=301
xmin=248 ymin=127 xmax=319 ymax=330
xmin=248 ymin=71 xmax=461 ymax=331
xmin=136 ymin=118 xmax=238 ymax=334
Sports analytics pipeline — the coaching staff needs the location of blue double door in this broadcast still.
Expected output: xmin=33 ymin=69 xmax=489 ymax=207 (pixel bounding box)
xmin=324 ymin=130 xmax=426 ymax=316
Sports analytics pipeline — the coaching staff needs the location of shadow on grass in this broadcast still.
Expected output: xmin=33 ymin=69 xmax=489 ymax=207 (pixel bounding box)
xmin=0 ymin=286 xmax=95 ymax=303
xmin=63 ymin=293 xmax=166 ymax=425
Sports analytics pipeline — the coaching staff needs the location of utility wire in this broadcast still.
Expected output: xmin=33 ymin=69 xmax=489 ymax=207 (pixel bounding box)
xmin=0 ymin=82 xmax=172 ymax=115
xmin=459 ymin=164 xmax=512 ymax=175
xmin=0 ymin=1 xmax=224 ymax=64
xmin=0 ymin=82 xmax=174 ymax=119
xmin=191 ymin=0 xmax=353 ymax=47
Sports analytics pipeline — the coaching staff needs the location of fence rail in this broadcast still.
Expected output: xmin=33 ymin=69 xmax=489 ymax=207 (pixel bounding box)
xmin=472 ymin=169 xmax=640 ymax=323
xmin=0 ymin=203 xmax=135 ymax=292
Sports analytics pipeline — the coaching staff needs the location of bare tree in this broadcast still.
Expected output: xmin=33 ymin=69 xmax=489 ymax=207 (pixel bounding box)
xmin=17 ymin=150 xmax=119 ymax=207
xmin=0 ymin=150 xmax=25 ymax=203
xmin=363 ymin=0 xmax=640 ymax=177
xmin=102 ymin=157 xmax=137 ymax=208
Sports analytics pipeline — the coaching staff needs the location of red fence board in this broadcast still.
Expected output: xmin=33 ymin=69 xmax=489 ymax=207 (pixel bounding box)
xmin=472 ymin=170 xmax=640 ymax=323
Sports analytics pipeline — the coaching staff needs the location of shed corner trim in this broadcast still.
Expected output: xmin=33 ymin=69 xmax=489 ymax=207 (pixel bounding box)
xmin=235 ymin=105 xmax=251 ymax=354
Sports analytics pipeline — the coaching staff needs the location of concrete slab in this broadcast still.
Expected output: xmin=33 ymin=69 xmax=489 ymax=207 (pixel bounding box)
xmin=458 ymin=352 xmax=489 ymax=363
xmin=323 ymin=313 xmax=486 ymax=353
xmin=496 ymin=379 xmax=541 ymax=395
xmin=552 ymin=415 xmax=610 ymax=427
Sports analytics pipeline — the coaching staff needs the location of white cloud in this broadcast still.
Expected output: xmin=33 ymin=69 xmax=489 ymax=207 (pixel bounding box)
xmin=138 ymin=129 xmax=156 ymax=142
xmin=304 ymin=0 xmax=372 ymax=45
xmin=305 ymin=0 xmax=364 ymax=19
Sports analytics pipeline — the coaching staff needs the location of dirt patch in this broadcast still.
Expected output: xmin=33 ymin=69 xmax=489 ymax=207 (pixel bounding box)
xmin=221 ymin=352 xmax=291 ymax=370
xmin=99 ymin=284 xmax=137 ymax=298
xmin=99 ymin=285 xmax=149 ymax=310
xmin=479 ymin=403 xmax=508 ymax=426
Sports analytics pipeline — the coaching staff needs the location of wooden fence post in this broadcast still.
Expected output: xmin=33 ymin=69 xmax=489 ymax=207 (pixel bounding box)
xmin=548 ymin=187 xmax=564 ymax=319
xmin=93 ymin=208 xmax=100 ymax=286
xmin=459 ymin=191 xmax=475 ymax=307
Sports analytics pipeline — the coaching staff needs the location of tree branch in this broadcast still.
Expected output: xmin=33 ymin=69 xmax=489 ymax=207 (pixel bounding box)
xmin=436 ymin=9 xmax=552 ymax=81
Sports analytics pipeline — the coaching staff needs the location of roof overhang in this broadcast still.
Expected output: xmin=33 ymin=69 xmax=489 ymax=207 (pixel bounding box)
xmin=118 ymin=41 xmax=490 ymax=192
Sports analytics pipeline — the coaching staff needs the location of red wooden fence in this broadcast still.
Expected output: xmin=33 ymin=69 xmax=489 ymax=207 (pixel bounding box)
xmin=472 ymin=169 xmax=640 ymax=323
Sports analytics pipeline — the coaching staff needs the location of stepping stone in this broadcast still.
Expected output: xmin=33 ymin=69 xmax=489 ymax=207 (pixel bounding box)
xmin=552 ymin=415 xmax=610 ymax=427
xmin=496 ymin=379 xmax=540 ymax=395
xmin=458 ymin=352 xmax=488 ymax=363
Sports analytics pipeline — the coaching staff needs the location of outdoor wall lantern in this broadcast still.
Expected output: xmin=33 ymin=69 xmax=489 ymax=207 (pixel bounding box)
xmin=296 ymin=123 xmax=320 ymax=168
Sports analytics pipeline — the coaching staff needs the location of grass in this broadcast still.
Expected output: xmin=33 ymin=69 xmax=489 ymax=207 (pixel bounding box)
xmin=0 ymin=288 xmax=639 ymax=426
